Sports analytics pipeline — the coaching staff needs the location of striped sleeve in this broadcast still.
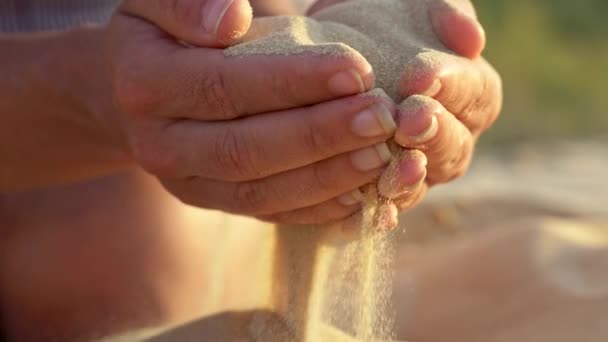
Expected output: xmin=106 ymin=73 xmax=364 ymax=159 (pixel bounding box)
xmin=0 ymin=0 xmax=119 ymax=32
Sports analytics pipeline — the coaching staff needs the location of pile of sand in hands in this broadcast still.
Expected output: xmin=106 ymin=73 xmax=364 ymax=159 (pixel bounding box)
xmin=228 ymin=0 xmax=452 ymax=226
xmin=225 ymin=1 xmax=452 ymax=341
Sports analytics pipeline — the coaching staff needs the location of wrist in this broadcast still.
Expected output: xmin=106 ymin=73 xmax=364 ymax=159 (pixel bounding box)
xmin=40 ymin=26 xmax=133 ymax=167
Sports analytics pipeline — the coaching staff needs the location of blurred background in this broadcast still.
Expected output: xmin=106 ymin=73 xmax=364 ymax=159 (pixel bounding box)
xmin=392 ymin=4 xmax=608 ymax=340
xmin=403 ymin=0 xmax=608 ymax=240
xmin=475 ymin=0 xmax=608 ymax=147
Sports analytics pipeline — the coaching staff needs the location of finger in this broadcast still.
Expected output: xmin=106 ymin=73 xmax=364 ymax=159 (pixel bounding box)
xmin=110 ymin=18 xmax=375 ymax=121
xmin=161 ymin=96 xmax=396 ymax=180
xmin=428 ymin=0 xmax=486 ymax=59
xmin=395 ymin=95 xmax=474 ymax=185
xmin=399 ymin=52 xmax=503 ymax=135
xmin=161 ymin=143 xmax=392 ymax=215
xmin=257 ymin=190 xmax=365 ymax=225
xmin=378 ymin=149 xmax=428 ymax=199
xmin=393 ymin=181 xmax=429 ymax=212
xmin=152 ymin=94 xmax=396 ymax=180
xmin=119 ymin=0 xmax=253 ymax=47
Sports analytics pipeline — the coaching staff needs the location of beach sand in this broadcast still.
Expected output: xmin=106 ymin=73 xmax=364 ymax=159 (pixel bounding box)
xmin=141 ymin=141 xmax=608 ymax=342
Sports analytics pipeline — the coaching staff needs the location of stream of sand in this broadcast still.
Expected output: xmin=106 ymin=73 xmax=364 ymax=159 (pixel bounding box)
xmin=225 ymin=1 xmax=445 ymax=340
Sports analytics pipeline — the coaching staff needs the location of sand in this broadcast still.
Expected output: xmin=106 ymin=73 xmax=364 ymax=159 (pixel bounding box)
xmin=224 ymin=1 xmax=448 ymax=341
xmin=226 ymin=0 xmax=449 ymax=100
xmin=90 ymin=140 xmax=608 ymax=342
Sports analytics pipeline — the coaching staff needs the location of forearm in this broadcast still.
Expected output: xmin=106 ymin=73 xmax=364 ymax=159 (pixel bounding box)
xmin=0 ymin=27 xmax=131 ymax=191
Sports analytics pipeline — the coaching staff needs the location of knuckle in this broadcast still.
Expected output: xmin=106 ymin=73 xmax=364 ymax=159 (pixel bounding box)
xmin=311 ymin=162 xmax=339 ymax=192
xmin=446 ymin=139 xmax=473 ymax=180
xmin=428 ymin=133 xmax=472 ymax=184
xmin=270 ymin=71 xmax=301 ymax=107
xmin=302 ymin=118 xmax=338 ymax=158
xmin=130 ymin=135 xmax=176 ymax=177
xmin=201 ymin=70 xmax=240 ymax=119
xmin=458 ymin=106 xmax=477 ymax=129
xmin=212 ymin=128 xmax=260 ymax=181
xmin=461 ymin=60 xmax=503 ymax=133
xmin=232 ymin=182 xmax=268 ymax=215
xmin=460 ymin=87 xmax=486 ymax=132
xmin=113 ymin=69 xmax=160 ymax=118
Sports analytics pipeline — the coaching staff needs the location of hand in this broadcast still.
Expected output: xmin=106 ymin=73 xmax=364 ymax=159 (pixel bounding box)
xmin=390 ymin=0 xmax=502 ymax=213
xmin=308 ymin=0 xmax=502 ymax=216
xmin=106 ymin=0 xmax=406 ymax=224
xmin=309 ymin=0 xmax=484 ymax=59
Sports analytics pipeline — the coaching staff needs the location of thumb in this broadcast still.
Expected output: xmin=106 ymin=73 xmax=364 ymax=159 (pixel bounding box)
xmin=428 ymin=0 xmax=486 ymax=59
xmin=119 ymin=0 xmax=253 ymax=47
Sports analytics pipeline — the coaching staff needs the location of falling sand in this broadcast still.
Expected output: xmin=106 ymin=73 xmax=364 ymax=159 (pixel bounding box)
xmin=225 ymin=0 xmax=452 ymax=341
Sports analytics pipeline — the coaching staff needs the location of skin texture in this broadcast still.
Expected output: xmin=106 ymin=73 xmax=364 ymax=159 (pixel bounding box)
xmin=0 ymin=0 xmax=500 ymax=225
xmin=0 ymin=28 xmax=130 ymax=189
xmin=307 ymin=0 xmax=502 ymax=219
xmin=0 ymin=0 xmax=502 ymax=340
xmin=106 ymin=0 xmax=501 ymax=224
xmin=108 ymin=0 xmax=395 ymax=224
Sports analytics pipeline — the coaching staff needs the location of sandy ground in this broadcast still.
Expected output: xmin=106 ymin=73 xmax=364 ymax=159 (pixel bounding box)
xmin=142 ymin=141 xmax=608 ymax=342
xmin=388 ymin=140 xmax=608 ymax=341
xmin=398 ymin=140 xmax=608 ymax=244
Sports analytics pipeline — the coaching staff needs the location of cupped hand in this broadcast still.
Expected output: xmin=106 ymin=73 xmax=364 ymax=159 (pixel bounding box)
xmin=390 ymin=0 xmax=502 ymax=213
xmin=309 ymin=0 xmax=502 ymax=219
xmin=106 ymin=0 xmax=407 ymax=224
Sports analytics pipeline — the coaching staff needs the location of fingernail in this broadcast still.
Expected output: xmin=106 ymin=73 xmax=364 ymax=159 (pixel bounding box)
xmin=350 ymin=143 xmax=392 ymax=172
xmin=337 ymin=189 xmax=365 ymax=206
xmin=328 ymin=69 xmax=365 ymax=96
xmin=378 ymin=150 xmax=427 ymax=199
xmin=203 ymin=0 xmax=236 ymax=35
xmin=397 ymin=152 xmax=428 ymax=185
xmin=420 ymin=79 xmax=442 ymax=97
xmin=408 ymin=115 xmax=439 ymax=143
xmin=396 ymin=96 xmax=440 ymax=145
xmin=351 ymin=103 xmax=396 ymax=138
